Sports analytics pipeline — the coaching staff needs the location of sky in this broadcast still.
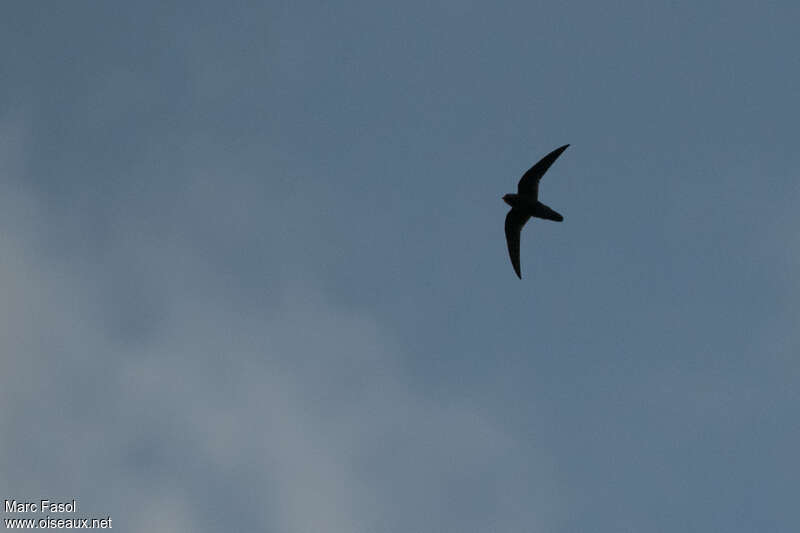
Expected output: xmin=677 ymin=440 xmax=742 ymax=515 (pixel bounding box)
xmin=2 ymin=1 xmax=799 ymax=531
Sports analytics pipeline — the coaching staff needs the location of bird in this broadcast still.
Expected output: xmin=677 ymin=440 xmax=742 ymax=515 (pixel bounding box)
xmin=503 ymin=144 xmax=569 ymax=279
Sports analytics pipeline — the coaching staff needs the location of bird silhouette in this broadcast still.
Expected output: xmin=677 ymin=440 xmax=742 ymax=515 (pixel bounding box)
xmin=503 ymin=144 xmax=569 ymax=279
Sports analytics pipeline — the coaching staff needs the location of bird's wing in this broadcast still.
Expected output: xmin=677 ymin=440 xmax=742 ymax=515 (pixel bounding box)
xmin=505 ymin=209 xmax=531 ymax=279
xmin=517 ymin=144 xmax=569 ymax=198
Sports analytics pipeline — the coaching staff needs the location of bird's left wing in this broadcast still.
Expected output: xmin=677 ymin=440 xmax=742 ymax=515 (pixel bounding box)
xmin=505 ymin=209 xmax=531 ymax=279
xmin=517 ymin=144 xmax=569 ymax=198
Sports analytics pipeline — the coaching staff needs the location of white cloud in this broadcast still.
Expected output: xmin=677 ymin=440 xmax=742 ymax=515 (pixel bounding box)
xmin=0 ymin=123 xmax=554 ymax=532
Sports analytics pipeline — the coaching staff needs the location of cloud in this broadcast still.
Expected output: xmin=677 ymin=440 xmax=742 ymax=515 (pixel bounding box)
xmin=1 ymin=121 xmax=553 ymax=533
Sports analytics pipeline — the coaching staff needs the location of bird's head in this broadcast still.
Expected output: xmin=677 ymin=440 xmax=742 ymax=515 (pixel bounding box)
xmin=502 ymin=193 xmax=516 ymax=207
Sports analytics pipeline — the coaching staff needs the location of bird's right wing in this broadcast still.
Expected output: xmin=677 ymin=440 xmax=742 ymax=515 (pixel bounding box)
xmin=505 ymin=209 xmax=531 ymax=279
xmin=517 ymin=144 xmax=569 ymax=198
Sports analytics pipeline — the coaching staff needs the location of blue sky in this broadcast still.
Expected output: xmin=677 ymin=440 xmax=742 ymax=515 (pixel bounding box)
xmin=2 ymin=1 xmax=799 ymax=531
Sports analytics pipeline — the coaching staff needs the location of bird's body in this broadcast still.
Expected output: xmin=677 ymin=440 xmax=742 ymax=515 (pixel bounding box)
xmin=503 ymin=144 xmax=569 ymax=279
xmin=502 ymin=194 xmax=564 ymax=222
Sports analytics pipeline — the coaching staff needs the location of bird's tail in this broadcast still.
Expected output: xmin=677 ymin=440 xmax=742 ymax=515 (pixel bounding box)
xmin=537 ymin=204 xmax=564 ymax=222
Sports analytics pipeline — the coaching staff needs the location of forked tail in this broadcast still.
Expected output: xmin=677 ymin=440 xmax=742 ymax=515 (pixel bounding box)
xmin=536 ymin=203 xmax=564 ymax=222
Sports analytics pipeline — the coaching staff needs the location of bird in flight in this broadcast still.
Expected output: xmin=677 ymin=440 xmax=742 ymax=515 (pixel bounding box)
xmin=503 ymin=144 xmax=569 ymax=279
